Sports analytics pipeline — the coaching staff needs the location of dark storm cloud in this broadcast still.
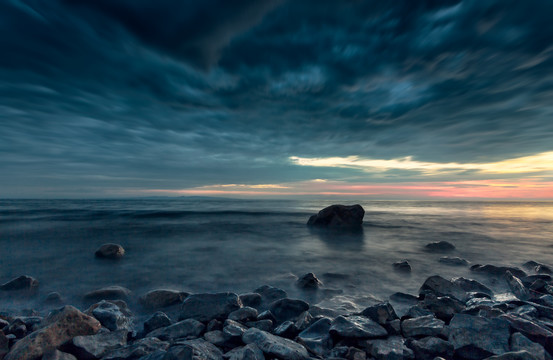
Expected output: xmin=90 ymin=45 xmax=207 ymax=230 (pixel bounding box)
xmin=1 ymin=0 xmax=553 ymax=196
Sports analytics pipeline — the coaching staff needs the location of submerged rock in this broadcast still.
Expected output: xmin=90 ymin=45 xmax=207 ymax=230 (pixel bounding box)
xmin=180 ymin=293 xmax=242 ymax=322
xmin=296 ymin=273 xmax=323 ymax=289
xmin=0 ymin=275 xmax=39 ymax=292
xmin=419 ymin=275 xmax=466 ymax=301
xmin=439 ymin=256 xmax=470 ymax=266
xmin=83 ymin=286 xmax=131 ymax=301
xmin=470 ymin=264 xmax=527 ymax=278
xmin=242 ymin=328 xmax=310 ymax=360
xmin=393 ymin=260 xmax=412 ymax=272
xmin=94 ymin=243 xmax=125 ymax=259
xmin=138 ymin=289 xmax=188 ymax=310
xmin=307 ymin=204 xmax=365 ymax=230
xmin=4 ymin=306 xmax=101 ymax=360
xmin=253 ymin=285 xmax=287 ymax=303
xmin=424 ymin=241 xmax=455 ymax=252
xmin=452 ymin=277 xmax=494 ymax=296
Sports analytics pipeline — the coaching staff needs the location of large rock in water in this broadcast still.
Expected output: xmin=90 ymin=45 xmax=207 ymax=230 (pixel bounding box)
xmin=4 ymin=306 xmax=101 ymax=360
xmin=307 ymin=204 xmax=364 ymax=230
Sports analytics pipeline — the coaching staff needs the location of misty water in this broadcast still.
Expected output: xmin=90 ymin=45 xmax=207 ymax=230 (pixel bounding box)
xmin=1 ymin=199 xmax=552 ymax=314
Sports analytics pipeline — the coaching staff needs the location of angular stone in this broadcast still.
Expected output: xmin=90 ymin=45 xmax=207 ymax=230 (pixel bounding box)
xmin=393 ymin=260 xmax=411 ymax=272
xmin=245 ymin=320 xmax=273 ymax=332
xmin=4 ymin=306 xmax=101 ymax=360
xmin=180 ymin=293 xmax=242 ymax=322
xmin=421 ymin=294 xmax=466 ymax=321
xmin=42 ymin=350 xmax=78 ymax=360
xmin=253 ymin=285 xmax=287 ymax=303
xmin=239 ymin=293 xmax=262 ymax=308
xmin=0 ymin=330 xmax=9 ymax=359
xmin=510 ymin=332 xmax=547 ymax=360
xmin=138 ymin=289 xmax=188 ymax=310
xmin=536 ymin=265 xmax=552 ymax=275
xmin=83 ymin=286 xmax=131 ymax=301
xmin=0 ymin=275 xmax=39 ymax=291
xmin=169 ymin=339 xmax=223 ymax=360
xmin=204 ymin=330 xmax=228 ymax=347
xmin=91 ymin=301 xmax=132 ymax=331
xmin=307 ymin=204 xmax=365 ymax=230
xmin=147 ymin=319 xmax=205 ymax=341
xmin=471 ymin=264 xmax=527 ymax=278
xmin=401 ymin=315 xmax=445 ymax=338
xmin=407 ymin=336 xmax=454 ymax=360
xmin=242 ymin=328 xmax=309 ymax=360
xmin=296 ymin=317 xmax=332 ymax=356
xmin=94 ymin=243 xmax=125 ymax=259
xmin=505 ymin=271 xmax=530 ymax=301
xmin=223 ymin=319 xmax=248 ymax=339
xmin=419 ymin=275 xmax=466 ymax=301
xmin=448 ymin=314 xmax=510 ymax=356
xmin=424 ymin=241 xmax=455 ymax=252
xmin=483 ymin=350 xmax=541 ymax=360
xmin=71 ymin=329 xmax=127 ymax=360
xmin=361 ymin=302 xmax=398 ymax=325
xmin=44 ymin=292 xmax=63 ymax=305
xmin=500 ymin=314 xmax=553 ymax=352
xmin=102 ymin=337 xmax=169 ymax=360
xmin=453 ymin=277 xmax=494 ymax=296
xmin=274 ymin=321 xmax=299 ymax=339
xmin=296 ymin=273 xmax=323 ymax=289
xmin=143 ymin=312 xmax=172 ymax=334
xmin=228 ymin=307 xmax=258 ymax=323
xmin=364 ymin=336 xmax=413 ymax=360
xmin=269 ymin=298 xmax=309 ymax=323
xmin=329 ymin=315 xmax=387 ymax=339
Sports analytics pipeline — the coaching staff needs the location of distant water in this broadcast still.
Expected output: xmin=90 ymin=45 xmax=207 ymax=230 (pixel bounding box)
xmin=1 ymin=199 xmax=552 ymax=313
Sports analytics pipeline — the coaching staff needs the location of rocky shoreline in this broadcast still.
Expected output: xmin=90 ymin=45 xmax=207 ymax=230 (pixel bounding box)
xmin=1 ymin=262 xmax=553 ymax=360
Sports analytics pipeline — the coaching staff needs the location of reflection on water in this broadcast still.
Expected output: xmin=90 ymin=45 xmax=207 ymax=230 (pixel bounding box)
xmin=0 ymin=199 xmax=552 ymax=313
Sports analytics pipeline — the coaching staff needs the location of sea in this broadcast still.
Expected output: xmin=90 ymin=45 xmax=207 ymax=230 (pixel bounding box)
xmin=1 ymin=199 xmax=552 ymax=313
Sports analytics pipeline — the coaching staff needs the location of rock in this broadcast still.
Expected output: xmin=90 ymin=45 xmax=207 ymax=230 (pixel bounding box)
xmin=245 ymin=320 xmax=273 ymax=332
xmin=101 ymin=337 xmax=169 ymax=360
xmin=242 ymin=328 xmax=310 ymax=360
xmin=424 ymin=241 xmax=455 ymax=252
xmin=223 ymin=319 xmax=248 ymax=340
xmin=228 ymin=307 xmax=258 ymax=323
xmin=143 ymin=312 xmax=172 ymax=334
xmin=294 ymin=311 xmax=312 ymax=331
xmin=296 ymin=273 xmax=323 ymax=289
xmin=407 ymin=336 xmax=454 ymax=360
xmin=439 ymin=256 xmax=470 ymax=266
xmin=83 ymin=286 xmax=131 ymax=301
xmin=361 ymin=302 xmax=398 ymax=325
xmin=363 ymin=336 xmax=414 ymax=360
xmin=401 ymin=315 xmax=445 ymax=338
xmin=253 ymin=285 xmax=287 ymax=303
xmin=307 ymin=204 xmax=365 ymax=230
xmin=168 ymin=339 xmax=223 ymax=360
xmin=0 ymin=275 xmax=39 ymax=291
xmin=483 ymin=351 xmax=540 ymax=360
xmin=269 ymin=298 xmax=309 ymax=323
xmin=239 ymin=293 xmax=262 ymax=308
xmin=224 ymin=343 xmax=265 ymax=360
xmin=180 ymin=293 xmax=242 ymax=322
xmin=147 ymin=319 xmax=205 ymax=341
xmin=499 ymin=314 xmax=553 ymax=353
xmin=42 ymin=350 xmax=78 ymax=360
xmin=452 ymin=277 xmax=494 ymax=296
xmin=393 ymin=260 xmax=411 ymax=272
xmin=94 ymin=243 xmax=125 ymax=259
xmin=0 ymin=330 xmax=9 ymax=359
xmin=256 ymin=310 xmax=276 ymax=322
xmin=44 ymin=292 xmax=63 ymax=305
xmin=71 ymin=329 xmax=128 ymax=360
xmin=448 ymin=314 xmax=510 ymax=356
xmin=138 ymin=289 xmax=188 ymax=310
xmin=274 ymin=321 xmax=299 ymax=339
xmin=505 ymin=271 xmax=530 ymax=301
xmin=471 ymin=264 xmax=527 ymax=278
xmin=510 ymin=332 xmax=547 ymax=360
xmin=91 ymin=301 xmax=132 ymax=331
xmin=405 ymin=305 xmax=434 ymax=318
xmin=329 ymin=315 xmax=387 ymax=339
xmin=419 ymin=275 xmax=466 ymax=301
xmin=207 ymin=319 xmax=223 ymax=332
xmin=4 ymin=306 xmax=101 ymax=360
xmin=535 ymin=265 xmax=552 ymax=275
xmin=296 ymin=318 xmax=332 ymax=355
xmin=204 ymin=330 xmax=228 ymax=347
xmin=8 ymin=323 xmax=26 ymax=338
xmin=524 ymin=261 xmax=542 ymax=269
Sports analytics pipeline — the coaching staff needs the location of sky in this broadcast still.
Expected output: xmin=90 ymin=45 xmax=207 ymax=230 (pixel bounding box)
xmin=1 ymin=0 xmax=553 ymax=199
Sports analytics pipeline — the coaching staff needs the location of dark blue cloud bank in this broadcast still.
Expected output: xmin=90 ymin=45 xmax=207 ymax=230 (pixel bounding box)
xmin=1 ymin=0 xmax=553 ymax=197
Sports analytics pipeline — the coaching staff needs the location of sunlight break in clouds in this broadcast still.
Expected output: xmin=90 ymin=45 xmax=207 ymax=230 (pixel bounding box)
xmin=289 ymin=151 xmax=553 ymax=175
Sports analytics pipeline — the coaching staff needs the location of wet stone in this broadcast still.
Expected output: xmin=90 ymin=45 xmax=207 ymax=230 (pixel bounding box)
xmin=329 ymin=315 xmax=387 ymax=339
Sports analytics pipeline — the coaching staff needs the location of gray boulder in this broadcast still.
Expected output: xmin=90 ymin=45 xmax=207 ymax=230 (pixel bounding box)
xmin=307 ymin=204 xmax=364 ymax=230
xmin=143 ymin=312 xmax=172 ymax=334
xmin=242 ymin=328 xmax=310 ymax=360
xmin=419 ymin=275 xmax=466 ymax=301
xmin=0 ymin=275 xmax=39 ymax=291
xmin=42 ymin=350 xmax=78 ymax=360
xmin=102 ymin=337 xmax=169 ymax=360
xmin=91 ymin=301 xmax=132 ymax=331
xmin=401 ymin=315 xmax=445 ymax=338
xmin=168 ymin=339 xmax=223 ymax=360
xmin=363 ymin=336 xmax=414 ymax=360
xmin=407 ymin=336 xmax=454 ymax=360
xmin=224 ymin=344 xmax=265 ymax=360
xmin=147 ymin=319 xmax=205 ymax=341
xmin=439 ymin=256 xmax=469 ymax=266
xmin=83 ymin=286 xmax=131 ymax=301
xmin=71 ymin=329 xmax=128 ymax=360
xmin=448 ymin=314 xmax=510 ymax=356
xmin=94 ymin=243 xmax=125 ymax=259
xmin=510 ymin=332 xmax=548 ymax=360
xmin=139 ymin=289 xmax=188 ymax=310
xmin=296 ymin=273 xmax=323 ymax=289
xmin=329 ymin=315 xmax=387 ymax=339
xmin=269 ymin=298 xmax=309 ymax=323
xmin=180 ymin=293 xmax=242 ymax=322
xmin=228 ymin=307 xmax=258 ymax=323
xmin=424 ymin=241 xmax=455 ymax=252
xmin=296 ymin=317 xmax=332 ymax=356
xmin=505 ymin=271 xmax=530 ymax=300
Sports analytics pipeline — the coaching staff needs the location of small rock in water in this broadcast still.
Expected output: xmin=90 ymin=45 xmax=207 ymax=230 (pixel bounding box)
xmin=439 ymin=256 xmax=469 ymax=266
xmin=138 ymin=289 xmax=188 ymax=310
xmin=393 ymin=260 xmax=411 ymax=272
xmin=0 ymin=275 xmax=39 ymax=291
xmin=83 ymin=286 xmax=131 ymax=301
xmin=296 ymin=273 xmax=323 ymax=289
xmin=94 ymin=243 xmax=125 ymax=259
xmin=307 ymin=204 xmax=365 ymax=230
xmin=44 ymin=292 xmax=63 ymax=305
xmin=274 ymin=321 xmax=299 ymax=339
xmin=424 ymin=241 xmax=455 ymax=252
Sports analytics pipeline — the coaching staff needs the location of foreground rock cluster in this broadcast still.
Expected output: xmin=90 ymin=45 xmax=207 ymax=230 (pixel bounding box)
xmin=2 ymin=262 xmax=553 ymax=360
